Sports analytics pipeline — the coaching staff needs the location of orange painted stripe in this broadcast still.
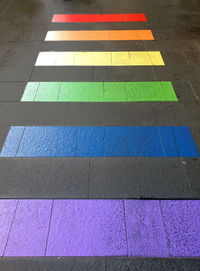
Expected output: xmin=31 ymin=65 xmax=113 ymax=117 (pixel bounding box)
xmin=45 ymin=30 xmax=154 ymax=41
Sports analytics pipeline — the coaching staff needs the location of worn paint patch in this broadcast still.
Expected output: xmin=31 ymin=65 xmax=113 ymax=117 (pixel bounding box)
xmin=45 ymin=30 xmax=154 ymax=41
xmin=160 ymin=200 xmax=200 ymax=257
xmin=21 ymin=81 xmax=177 ymax=102
xmin=52 ymin=13 xmax=147 ymax=23
xmin=0 ymin=200 xmax=199 ymax=257
xmin=125 ymin=200 xmax=169 ymax=257
xmin=35 ymin=51 xmax=165 ymax=66
xmin=0 ymin=126 xmax=198 ymax=157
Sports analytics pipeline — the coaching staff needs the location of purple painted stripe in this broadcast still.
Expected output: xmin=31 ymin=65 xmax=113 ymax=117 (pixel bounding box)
xmin=46 ymin=200 xmax=127 ymax=256
xmin=5 ymin=200 xmax=52 ymax=257
xmin=0 ymin=200 xmax=17 ymax=256
xmin=0 ymin=200 xmax=199 ymax=257
xmin=160 ymin=200 xmax=200 ymax=257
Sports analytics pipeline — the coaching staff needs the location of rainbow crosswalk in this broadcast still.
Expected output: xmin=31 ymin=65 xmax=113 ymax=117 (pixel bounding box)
xmin=0 ymin=11 xmax=199 ymax=259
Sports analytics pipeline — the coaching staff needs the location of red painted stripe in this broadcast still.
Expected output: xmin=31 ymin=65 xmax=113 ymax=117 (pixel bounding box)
xmin=52 ymin=14 xmax=147 ymax=23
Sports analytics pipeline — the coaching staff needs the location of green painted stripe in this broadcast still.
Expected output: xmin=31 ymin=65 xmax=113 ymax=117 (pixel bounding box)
xmin=21 ymin=82 xmax=178 ymax=102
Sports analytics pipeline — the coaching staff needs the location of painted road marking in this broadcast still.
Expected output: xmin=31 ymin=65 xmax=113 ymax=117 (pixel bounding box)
xmin=45 ymin=30 xmax=154 ymax=41
xmin=52 ymin=13 xmax=147 ymax=23
xmin=21 ymin=82 xmax=177 ymax=102
xmin=0 ymin=126 xmax=198 ymax=157
xmin=35 ymin=51 xmax=165 ymax=66
xmin=0 ymin=200 xmax=199 ymax=257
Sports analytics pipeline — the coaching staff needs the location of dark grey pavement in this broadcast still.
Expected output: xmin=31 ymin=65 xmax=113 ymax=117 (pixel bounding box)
xmin=0 ymin=257 xmax=200 ymax=271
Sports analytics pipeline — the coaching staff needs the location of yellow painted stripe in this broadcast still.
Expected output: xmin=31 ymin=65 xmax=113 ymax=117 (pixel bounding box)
xmin=45 ymin=30 xmax=154 ymax=41
xmin=35 ymin=51 xmax=165 ymax=66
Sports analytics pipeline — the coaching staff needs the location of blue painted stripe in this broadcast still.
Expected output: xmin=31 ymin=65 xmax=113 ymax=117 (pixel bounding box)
xmin=0 ymin=126 xmax=199 ymax=157
xmin=174 ymin=126 xmax=199 ymax=157
xmin=104 ymin=126 xmax=164 ymax=157
xmin=159 ymin=127 xmax=178 ymax=157
xmin=0 ymin=127 xmax=24 ymax=157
